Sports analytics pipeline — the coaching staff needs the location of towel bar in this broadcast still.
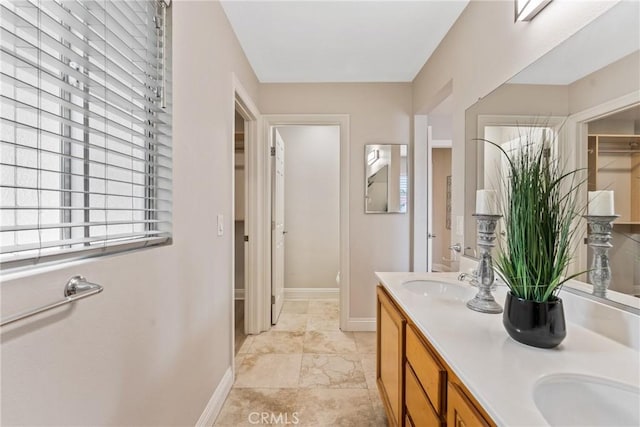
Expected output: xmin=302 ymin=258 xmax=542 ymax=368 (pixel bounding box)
xmin=1 ymin=276 xmax=103 ymax=327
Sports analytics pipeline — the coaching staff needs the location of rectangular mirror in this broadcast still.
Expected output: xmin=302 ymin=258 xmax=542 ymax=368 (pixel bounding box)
xmin=365 ymin=144 xmax=408 ymax=213
xmin=464 ymin=1 xmax=640 ymax=309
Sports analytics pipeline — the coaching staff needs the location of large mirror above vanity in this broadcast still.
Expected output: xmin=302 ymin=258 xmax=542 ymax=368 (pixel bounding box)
xmin=464 ymin=1 xmax=639 ymax=307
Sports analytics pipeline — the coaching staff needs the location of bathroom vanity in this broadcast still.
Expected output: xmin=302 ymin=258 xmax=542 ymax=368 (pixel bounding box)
xmin=375 ymin=272 xmax=640 ymax=427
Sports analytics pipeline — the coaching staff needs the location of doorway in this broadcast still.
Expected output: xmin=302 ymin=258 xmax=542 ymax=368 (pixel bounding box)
xmin=258 ymin=115 xmax=350 ymax=331
xmin=271 ymin=126 xmax=341 ymax=324
xmin=583 ymin=104 xmax=640 ymax=296
xmin=431 ymin=147 xmax=453 ymax=272
xmin=414 ymin=93 xmax=457 ymax=273
xmin=234 ymin=109 xmax=247 ymax=354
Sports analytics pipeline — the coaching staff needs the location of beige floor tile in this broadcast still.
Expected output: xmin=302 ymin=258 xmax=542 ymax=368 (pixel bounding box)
xmin=237 ymin=336 xmax=254 ymax=354
xmin=306 ymin=314 xmax=340 ymax=331
xmin=214 ymin=388 xmax=299 ymax=426
xmin=295 ymin=388 xmax=378 ymax=426
xmin=248 ymin=330 xmax=305 ymax=354
xmin=360 ymin=353 xmax=377 ymax=390
xmin=354 ymin=331 xmax=376 ymax=354
xmin=369 ymin=389 xmax=389 ymax=426
xmin=219 ymin=299 xmax=385 ymax=426
xmin=282 ymin=300 xmax=309 ymax=314
xmin=235 ymin=354 xmax=302 ymax=388
xmin=308 ymin=300 xmax=339 ymax=316
xmin=272 ymin=313 xmax=309 ymax=332
xmin=303 ymin=331 xmax=357 ymax=354
xmin=299 ymin=354 xmax=367 ymax=389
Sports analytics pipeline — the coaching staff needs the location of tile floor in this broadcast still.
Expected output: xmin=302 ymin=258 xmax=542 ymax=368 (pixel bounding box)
xmin=215 ymin=299 xmax=388 ymax=426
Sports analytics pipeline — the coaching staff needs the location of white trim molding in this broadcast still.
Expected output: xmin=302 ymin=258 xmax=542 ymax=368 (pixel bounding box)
xmin=195 ymin=367 xmax=233 ymax=427
xmin=344 ymin=317 xmax=376 ymax=332
xmin=284 ymin=287 xmax=339 ymax=300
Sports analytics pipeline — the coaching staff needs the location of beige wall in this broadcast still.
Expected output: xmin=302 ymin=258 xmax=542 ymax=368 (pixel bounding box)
xmin=0 ymin=1 xmax=259 ymax=424
xmin=277 ymin=126 xmax=340 ymax=289
xmin=260 ymin=83 xmax=412 ymax=317
xmin=412 ymin=0 xmax=619 ymax=250
xmin=568 ymin=51 xmax=640 ymax=113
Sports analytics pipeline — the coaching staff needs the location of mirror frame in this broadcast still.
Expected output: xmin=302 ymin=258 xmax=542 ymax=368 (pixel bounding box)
xmin=364 ymin=144 xmax=409 ymax=214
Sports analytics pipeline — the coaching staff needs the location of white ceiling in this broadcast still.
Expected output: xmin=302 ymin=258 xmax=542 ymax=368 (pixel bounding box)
xmin=508 ymin=0 xmax=640 ymax=85
xmin=220 ymin=1 xmax=469 ymax=83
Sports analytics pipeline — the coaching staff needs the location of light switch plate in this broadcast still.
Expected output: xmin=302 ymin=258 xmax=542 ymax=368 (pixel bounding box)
xmin=217 ymin=214 xmax=224 ymax=236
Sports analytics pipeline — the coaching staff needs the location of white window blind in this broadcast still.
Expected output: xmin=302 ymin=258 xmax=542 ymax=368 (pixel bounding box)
xmin=0 ymin=0 xmax=172 ymax=268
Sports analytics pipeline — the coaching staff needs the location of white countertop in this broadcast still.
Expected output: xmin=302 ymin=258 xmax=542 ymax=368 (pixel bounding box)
xmin=376 ymin=271 xmax=640 ymax=427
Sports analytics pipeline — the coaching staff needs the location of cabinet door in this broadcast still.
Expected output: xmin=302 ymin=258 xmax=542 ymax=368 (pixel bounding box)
xmin=377 ymin=287 xmax=406 ymax=427
xmin=447 ymin=382 xmax=490 ymax=427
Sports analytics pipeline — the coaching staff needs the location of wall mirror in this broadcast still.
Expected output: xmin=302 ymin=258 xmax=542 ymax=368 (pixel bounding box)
xmin=464 ymin=1 xmax=639 ymax=307
xmin=365 ymin=144 xmax=408 ymax=213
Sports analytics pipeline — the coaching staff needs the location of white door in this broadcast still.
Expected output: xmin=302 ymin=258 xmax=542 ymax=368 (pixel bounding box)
xmin=426 ymin=125 xmax=434 ymax=272
xmin=271 ymin=129 xmax=286 ymax=324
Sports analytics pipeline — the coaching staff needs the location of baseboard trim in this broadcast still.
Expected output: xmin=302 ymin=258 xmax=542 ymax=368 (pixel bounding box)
xmin=344 ymin=317 xmax=376 ymax=331
xmin=195 ymin=367 xmax=233 ymax=427
xmin=284 ymin=287 xmax=339 ymax=300
xmin=234 ymin=289 xmax=245 ymax=300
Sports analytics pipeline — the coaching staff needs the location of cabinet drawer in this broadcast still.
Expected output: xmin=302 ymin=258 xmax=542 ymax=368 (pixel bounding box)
xmin=447 ymin=382 xmax=490 ymax=427
xmin=406 ymin=324 xmax=446 ymax=415
xmin=405 ymin=363 xmax=443 ymax=427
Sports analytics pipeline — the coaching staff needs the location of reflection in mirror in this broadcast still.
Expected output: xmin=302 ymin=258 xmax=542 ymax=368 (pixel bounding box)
xmin=365 ymin=144 xmax=408 ymax=213
xmin=464 ymin=1 xmax=639 ymax=307
xmin=586 ymin=106 xmax=640 ymax=297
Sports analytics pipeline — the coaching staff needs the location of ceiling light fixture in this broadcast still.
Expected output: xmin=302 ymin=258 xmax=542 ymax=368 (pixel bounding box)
xmin=515 ymin=0 xmax=552 ymax=21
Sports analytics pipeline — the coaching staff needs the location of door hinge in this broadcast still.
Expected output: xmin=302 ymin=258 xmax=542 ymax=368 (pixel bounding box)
xmin=272 ymin=221 xmax=276 ymax=231
xmin=270 ymin=146 xmax=276 ymax=156
xmin=271 ymin=295 xmax=276 ymax=304
xmin=244 ymin=235 xmax=249 ymax=242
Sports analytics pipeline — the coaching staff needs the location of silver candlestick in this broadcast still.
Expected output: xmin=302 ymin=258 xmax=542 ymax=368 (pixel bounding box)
xmin=466 ymin=214 xmax=503 ymax=314
xmin=584 ymin=214 xmax=619 ymax=298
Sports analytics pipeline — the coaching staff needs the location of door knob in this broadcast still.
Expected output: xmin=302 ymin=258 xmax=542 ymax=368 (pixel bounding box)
xmin=449 ymin=243 xmax=462 ymax=253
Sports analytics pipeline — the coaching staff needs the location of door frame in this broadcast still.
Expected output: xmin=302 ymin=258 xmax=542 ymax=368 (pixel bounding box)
xmin=231 ymin=74 xmax=261 ymax=348
xmin=260 ymin=114 xmax=350 ymax=331
xmin=564 ymin=90 xmax=640 ymax=276
xmin=413 ymin=115 xmax=428 ymax=272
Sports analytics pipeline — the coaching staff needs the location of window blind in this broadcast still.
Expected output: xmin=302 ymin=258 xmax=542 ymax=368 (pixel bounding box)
xmin=0 ymin=0 xmax=172 ymax=268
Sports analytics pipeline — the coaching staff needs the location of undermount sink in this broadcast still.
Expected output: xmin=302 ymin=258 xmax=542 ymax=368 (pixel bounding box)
xmin=533 ymin=374 xmax=640 ymax=426
xmin=402 ymin=280 xmax=474 ymax=302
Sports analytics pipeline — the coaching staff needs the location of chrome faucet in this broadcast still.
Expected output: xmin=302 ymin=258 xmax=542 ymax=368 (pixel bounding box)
xmin=458 ymin=271 xmax=478 ymax=286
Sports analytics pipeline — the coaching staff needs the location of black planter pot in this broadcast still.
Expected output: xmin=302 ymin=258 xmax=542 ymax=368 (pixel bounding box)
xmin=503 ymin=292 xmax=566 ymax=349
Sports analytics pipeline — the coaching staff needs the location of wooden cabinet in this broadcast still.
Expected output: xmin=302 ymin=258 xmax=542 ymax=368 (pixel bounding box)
xmin=377 ymin=286 xmax=406 ymax=427
xmin=447 ymin=382 xmax=490 ymax=427
xmin=406 ymin=324 xmax=447 ymax=417
xmin=376 ymin=286 xmax=495 ymax=427
xmin=405 ymin=362 xmax=443 ymax=426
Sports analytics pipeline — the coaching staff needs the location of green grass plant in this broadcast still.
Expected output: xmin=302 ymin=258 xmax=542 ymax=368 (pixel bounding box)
xmin=481 ymin=132 xmax=585 ymax=302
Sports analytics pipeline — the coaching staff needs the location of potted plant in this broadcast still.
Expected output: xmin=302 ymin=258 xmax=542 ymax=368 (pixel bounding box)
xmin=484 ymin=132 xmax=584 ymax=348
